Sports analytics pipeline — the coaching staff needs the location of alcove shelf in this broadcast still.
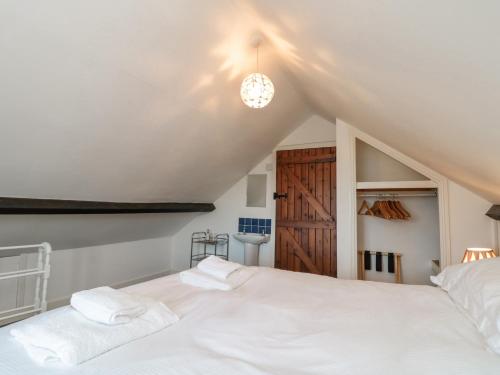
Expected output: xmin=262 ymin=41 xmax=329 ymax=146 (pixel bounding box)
xmin=356 ymin=180 xmax=437 ymax=191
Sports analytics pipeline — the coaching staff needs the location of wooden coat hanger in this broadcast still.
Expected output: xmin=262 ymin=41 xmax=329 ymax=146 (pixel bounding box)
xmin=382 ymin=200 xmax=399 ymax=219
xmin=358 ymin=200 xmax=374 ymax=216
xmin=372 ymin=200 xmax=392 ymax=220
xmin=395 ymin=200 xmax=411 ymax=219
xmin=388 ymin=200 xmax=405 ymax=220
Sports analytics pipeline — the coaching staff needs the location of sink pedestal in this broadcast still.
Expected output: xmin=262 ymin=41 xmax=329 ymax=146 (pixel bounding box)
xmin=232 ymin=233 xmax=270 ymax=267
xmin=243 ymin=243 xmax=259 ymax=266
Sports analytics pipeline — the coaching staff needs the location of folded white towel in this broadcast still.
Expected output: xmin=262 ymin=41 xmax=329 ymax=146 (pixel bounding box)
xmin=70 ymin=286 xmax=146 ymax=325
xmin=11 ymin=297 xmax=178 ymax=366
xmin=197 ymin=255 xmax=243 ymax=280
xmin=180 ymin=267 xmax=255 ymax=291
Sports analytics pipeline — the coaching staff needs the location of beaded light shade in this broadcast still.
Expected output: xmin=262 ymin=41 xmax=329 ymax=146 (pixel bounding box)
xmin=240 ymin=73 xmax=274 ymax=109
xmin=461 ymin=247 xmax=496 ymax=263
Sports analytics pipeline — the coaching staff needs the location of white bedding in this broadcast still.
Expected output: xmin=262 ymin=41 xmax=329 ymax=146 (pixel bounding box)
xmin=1 ymin=267 xmax=499 ymax=374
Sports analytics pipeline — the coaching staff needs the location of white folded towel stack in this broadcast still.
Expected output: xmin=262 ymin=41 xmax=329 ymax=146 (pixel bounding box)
xmin=11 ymin=296 xmax=178 ymax=366
xmin=197 ymin=255 xmax=242 ymax=279
xmin=180 ymin=266 xmax=255 ymax=291
xmin=70 ymin=286 xmax=146 ymax=325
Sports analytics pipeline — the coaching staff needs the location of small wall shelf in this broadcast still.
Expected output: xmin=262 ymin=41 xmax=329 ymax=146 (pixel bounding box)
xmin=356 ymin=180 xmax=438 ymax=191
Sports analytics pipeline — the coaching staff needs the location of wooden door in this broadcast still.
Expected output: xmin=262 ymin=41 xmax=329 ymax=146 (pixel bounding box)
xmin=275 ymin=147 xmax=337 ymax=276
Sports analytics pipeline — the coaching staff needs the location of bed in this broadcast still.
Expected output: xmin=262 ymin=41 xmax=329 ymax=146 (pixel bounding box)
xmin=0 ymin=267 xmax=499 ymax=374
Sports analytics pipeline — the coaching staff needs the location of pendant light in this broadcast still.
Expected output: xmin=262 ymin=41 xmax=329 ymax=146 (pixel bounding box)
xmin=240 ymin=41 xmax=274 ymax=109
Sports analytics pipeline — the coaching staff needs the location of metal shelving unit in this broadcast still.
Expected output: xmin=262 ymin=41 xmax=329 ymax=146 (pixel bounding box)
xmin=190 ymin=232 xmax=229 ymax=267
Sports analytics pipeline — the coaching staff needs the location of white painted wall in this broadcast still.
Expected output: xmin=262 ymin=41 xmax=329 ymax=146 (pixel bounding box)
xmin=47 ymin=236 xmax=172 ymax=303
xmin=356 ymin=140 xmax=428 ymax=182
xmin=448 ymin=181 xmax=497 ymax=262
xmin=0 ymin=236 xmax=172 ymax=311
xmin=336 ymin=120 xmax=357 ymax=279
xmin=0 ymin=212 xmax=195 ymax=312
xmin=172 ymin=115 xmax=336 ymax=271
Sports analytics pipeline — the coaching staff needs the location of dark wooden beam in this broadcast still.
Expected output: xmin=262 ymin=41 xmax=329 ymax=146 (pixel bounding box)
xmin=0 ymin=197 xmax=215 ymax=214
xmin=486 ymin=205 xmax=500 ymax=220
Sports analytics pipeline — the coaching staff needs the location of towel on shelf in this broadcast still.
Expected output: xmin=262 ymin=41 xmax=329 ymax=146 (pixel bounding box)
xmin=180 ymin=267 xmax=255 ymax=291
xmin=197 ymin=255 xmax=242 ymax=280
xmin=70 ymin=286 xmax=146 ymax=325
xmin=10 ymin=297 xmax=178 ymax=366
xmin=364 ymin=250 xmax=371 ymax=270
xmin=376 ymin=252 xmax=383 ymax=272
xmin=387 ymin=252 xmax=395 ymax=273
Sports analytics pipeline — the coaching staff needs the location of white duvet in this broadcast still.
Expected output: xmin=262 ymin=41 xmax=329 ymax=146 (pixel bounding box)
xmin=1 ymin=267 xmax=499 ymax=374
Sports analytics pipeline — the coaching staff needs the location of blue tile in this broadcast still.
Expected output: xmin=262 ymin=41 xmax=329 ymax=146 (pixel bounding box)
xmin=265 ymin=227 xmax=271 ymax=234
xmin=242 ymin=225 xmax=249 ymax=233
xmin=257 ymin=226 xmax=265 ymax=234
xmin=258 ymin=218 xmax=265 ymax=226
xmin=251 ymin=218 xmax=258 ymax=226
xmin=238 ymin=224 xmax=244 ymax=232
xmin=251 ymin=225 xmax=258 ymax=233
xmin=265 ymin=219 xmax=272 ymax=226
xmin=239 ymin=217 xmax=244 ymax=225
xmin=245 ymin=218 xmax=251 ymax=225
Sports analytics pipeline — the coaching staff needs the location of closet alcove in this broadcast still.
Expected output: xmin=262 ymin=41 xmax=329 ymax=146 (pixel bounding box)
xmin=355 ymin=140 xmax=440 ymax=285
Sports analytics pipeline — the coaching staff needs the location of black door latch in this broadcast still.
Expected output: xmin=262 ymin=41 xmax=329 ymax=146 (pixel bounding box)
xmin=273 ymin=192 xmax=288 ymax=200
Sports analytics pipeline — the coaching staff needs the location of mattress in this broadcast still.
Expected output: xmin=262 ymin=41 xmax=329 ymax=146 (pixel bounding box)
xmin=0 ymin=267 xmax=499 ymax=374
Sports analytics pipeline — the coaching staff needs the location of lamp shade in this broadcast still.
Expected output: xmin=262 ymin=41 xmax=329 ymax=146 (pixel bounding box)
xmin=240 ymin=73 xmax=274 ymax=109
xmin=461 ymin=248 xmax=496 ymax=263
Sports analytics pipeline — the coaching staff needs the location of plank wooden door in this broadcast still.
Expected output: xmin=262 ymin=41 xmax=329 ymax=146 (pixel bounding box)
xmin=275 ymin=147 xmax=337 ymax=277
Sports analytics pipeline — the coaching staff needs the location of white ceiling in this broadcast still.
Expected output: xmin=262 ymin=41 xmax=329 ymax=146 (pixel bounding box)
xmin=1 ymin=0 xmax=499 ymax=208
xmin=0 ymin=0 xmax=310 ymax=203
xmin=247 ymin=0 xmax=500 ymax=203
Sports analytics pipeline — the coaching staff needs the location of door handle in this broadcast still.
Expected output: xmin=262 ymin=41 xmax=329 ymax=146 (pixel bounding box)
xmin=273 ymin=192 xmax=288 ymax=200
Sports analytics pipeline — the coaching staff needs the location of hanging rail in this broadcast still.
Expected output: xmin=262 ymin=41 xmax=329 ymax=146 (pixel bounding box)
xmin=357 ymin=191 xmax=437 ymax=198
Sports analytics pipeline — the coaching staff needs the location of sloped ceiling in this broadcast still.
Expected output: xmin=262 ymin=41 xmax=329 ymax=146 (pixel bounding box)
xmin=0 ymin=0 xmax=310 ymax=203
xmin=247 ymin=0 xmax=500 ymax=202
xmin=0 ymin=0 xmax=498 ymax=251
xmin=0 ymin=0 xmax=314 ymax=249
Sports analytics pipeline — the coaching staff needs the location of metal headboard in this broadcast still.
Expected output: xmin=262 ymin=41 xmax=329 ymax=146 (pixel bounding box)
xmin=0 ymin=243 xmax=51 ymax=324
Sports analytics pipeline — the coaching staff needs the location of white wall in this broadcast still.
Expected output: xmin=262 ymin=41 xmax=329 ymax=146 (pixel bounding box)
xmin=172 ymin=115 xmax=336 ymax=271
xmin=356 ymin=140 xmax=428 ymax=182
xmin=0 ymin=212 xmax=195 ymax=312
xmin=448 ymin=181 xmax=497 ymax=262
xmin=47 ymin=236 xmax=172 ymax=303
xmin=0 ymin=236 xmax=172 ymax=311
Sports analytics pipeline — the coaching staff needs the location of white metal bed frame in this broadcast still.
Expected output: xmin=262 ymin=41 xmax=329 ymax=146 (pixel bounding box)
xmin=0 ymin=243 xmax=51 ymax=324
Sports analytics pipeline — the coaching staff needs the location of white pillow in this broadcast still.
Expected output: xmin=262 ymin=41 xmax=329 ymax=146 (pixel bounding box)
xmin=431 ymin=257 xmax=500 ymax=354
xmin=430 ymin=261 xmax=471 ymax=289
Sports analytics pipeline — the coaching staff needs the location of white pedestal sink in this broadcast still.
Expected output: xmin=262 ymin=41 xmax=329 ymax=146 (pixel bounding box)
xmin=232 ymin=233 xmax=270 ymax=266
